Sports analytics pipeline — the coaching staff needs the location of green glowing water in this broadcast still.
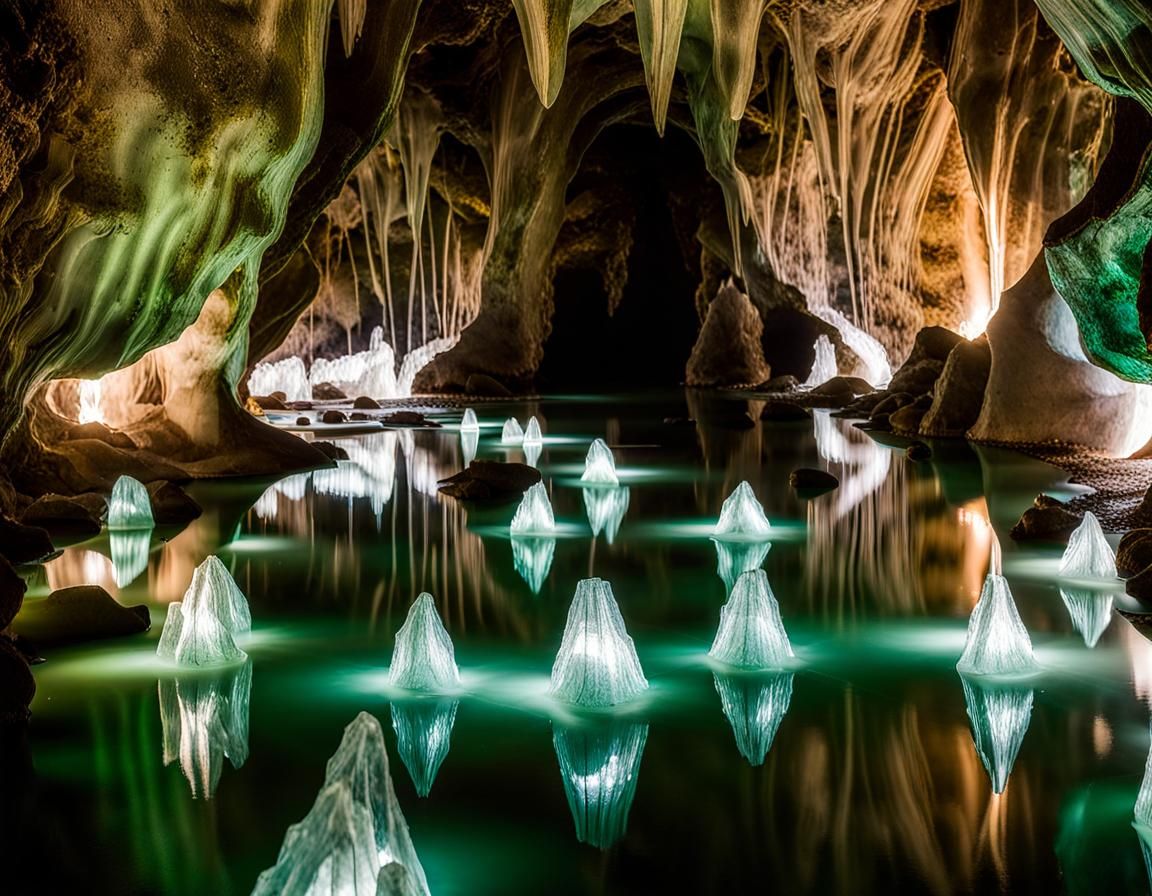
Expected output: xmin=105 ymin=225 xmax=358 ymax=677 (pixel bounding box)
xmin=16 ymin=393 xmax=1152 ymax=894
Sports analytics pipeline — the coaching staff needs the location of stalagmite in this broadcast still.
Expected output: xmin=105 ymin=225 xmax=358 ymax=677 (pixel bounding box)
xmin=388 ymin=594 xmax=461 ymax=693
xmin=550 ymin=578 xmax=648 ymax=707
xmin=583 ymin=486 xmax=630 ymax=544
xmin=713 ymin=671 xmax=793 ymax=765
xmin=252 ymin=712 xmax=430 ymax=896
xmin=524 ymin=416 xmax=543 ymax=445
xmin=249 ymin=356 xmax=311 ymax=402
xmin=709 ymin=570 xmax=794 ymax=670
xmin=633 ymin=0 xmax=688 ymax=134
xmin=581 ymin=438 xmax=619 ymax=486
xmin=157 ymin=556 xmax=251 ymax=667
xmin=460 ymin=408 xmax=479 ymax=434
xmin=108 ymin=475 xmax=155 ymax=531
xmin=1059 ymin=511 xmax=1116 ymax=580
xmin=960 ymin=675 xmax=1034 ymax=793
xmin=502 ymin=418 xmax=525 ymax=445
xmin=390 ymin=699 xmax=459 ymax=798
xmin=956 ymin=570 xmax=1039 ymax=677
xmin=713 ymin=481 xmax=772 ymax=541
xmin=511 ymin=482 xmax=556 ymax=536
xmin=803 ymin=335 xmax=837 ymax=388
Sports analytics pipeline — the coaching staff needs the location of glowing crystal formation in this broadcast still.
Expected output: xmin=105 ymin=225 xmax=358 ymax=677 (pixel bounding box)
xmin=461 ymin=429 xmax=479 ymax=467
xmin=550 ymin=578 xmax=648 ymax=708
xmin=523 ymin=416 xmax=543 ymax=445
xmin=581 ymin=438 xmax=619 ymax=486
xmin=524 ymin=440 xmax=542 ymax=468
xmin=78 ymin=378 xmax=103 ymax=424
xmin=502 ymin=418 xmax=524 ymax=444
xmin=511 ymin=535 xmax=556 ymax=594
xmin=510 ymin=481 xmax=555 ymax=536
xmin=803 ymin=334 xmax=837 ymax=387
xmin=956 ymin=573 xmax=1039 ymax=676
xmin=713 ymin=481 xmax=772 ymax=541
xmin=309 ymin=326 xmax=397 ymax=400
xmin=388 ymin=594 xmax=460 ymax=693
xmin=157 ymin=556 xmax=250 ymax=667
xmin=110 ymin=529 xmax=151 ymax=587
xmin=552 ymin=719 xmax=649 ymax=849
xmin=248 ymin=356 xmax=310 ymax=402
xmin=390 ymin=698 xmax=459 ymax=797
xmin=713 ymin=671 xmax=794 ymax=766
xmin=583 ymin=486 xmax=630 ymax=544
xmin=1060 ymin=588 xmax=1114 ymax=648
xmin=253 ymin=712 xmax=430 ymax=896
xmin=713 ymin=539 xmax=771 ymax=594
xmin=1059 ymin=511 xmax=1116 ymax=580
xmin=108 ymin=475 xmax=155 ymax=531
xmin=709 ymin=570 xmax=794 ymax=670
xmin=1137 ymin=720 xmax=1152 ymax=828
xmin=460 ymin=408 xmax=479 ymax=433
xmin=159 ymin=658 xmax=252 ymax=798
xmin=960 ymin=675 xmax=1034 ymax=794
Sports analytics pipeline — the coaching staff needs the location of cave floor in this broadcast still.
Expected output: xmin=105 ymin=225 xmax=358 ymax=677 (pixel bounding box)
xmin=16 ymin=392 xmax=1152 ymax=895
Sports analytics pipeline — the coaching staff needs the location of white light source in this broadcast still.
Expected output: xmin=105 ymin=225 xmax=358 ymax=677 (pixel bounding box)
xmin=78 ymin=378 xmax=104 ymax=424
xmin=108 ymin=475 xmax=154 ymax=531
xmin=581 ymin=439 xmax=619 ymax=486
xmin=803 ymin=334 xmax=837 ymax=387
xmin=510 ymin=482 xmax=555 ymax=536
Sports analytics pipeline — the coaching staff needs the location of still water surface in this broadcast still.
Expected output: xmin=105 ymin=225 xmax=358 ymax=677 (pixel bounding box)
xmin=16 ymin=393 xmax=1152 ymax=895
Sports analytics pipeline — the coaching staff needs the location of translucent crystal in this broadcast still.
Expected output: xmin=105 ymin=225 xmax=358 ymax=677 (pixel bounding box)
xmin=1136 ymin=721 xmax=1152 ymax=828
xmin=523 ymin=416 xmax=543 ymax=445
xmin=248 ymin=355 xmax=310 ymax=402
xmin=157 ymin=556 xmax=251 ymax=667
xmin=550 ymin=578 xmax=648 ymax=708
xmin=158 ymin=658 xmax=252 ymax=798
xmin=713 ymin=539 xmax=771 ymax=594
xmin=713 ymin=481 xmax=772 ymax=541
xmin=110 ymin=529 xmax=151 ymax=587
xmin=388 ymin=594 xmax=460 ymax=693
xmin=524 ymin=440 xmax=542 ymax=468
xmin=461 ymin=429 xmax=479 ymax=467
xmin=511 ymin=535 xmax=556 ymax=594
xmin=713 ymin=671 xmax=794 ymax=766
xmin=1060 ymin=587 xmax=1114 ymax=648
xmin=108 ymin=474 xmax=155 ymax=531
xmin=583 ymin=486 xmax=629 ymax=544
xmin=959 ymin=675 xmax=1034 ymax=794
xmin=501 ymin=418 xmax=524 ymax=445
xmin=377 ymin=863 xmax=425 ymax=896
xmin=390 ymin=698 xmax=459 ymax=797
xmin=956 ymin=573 xmax=1040 ymax=676
xmin=1059 ymin=511 xmax=1116 ymax=579
xmin=510 ymin=482 xmax=555 ymax=536
xmin=803 ymin=334 xmax=838 ymax=387
xmin=552 ymin=719 xmax=649 ymax=849
xmin=253 ymin=712 xmax=430 ymax=896
xmin=709 ymin=569 xmax=794 ymax=670
xmin=581 ymin=439 xmax=619 ymax=486
xmin=309 ymin=326 xmax=398 ymax=400
xmin=460 ymin=408 xmax=479 ymax=433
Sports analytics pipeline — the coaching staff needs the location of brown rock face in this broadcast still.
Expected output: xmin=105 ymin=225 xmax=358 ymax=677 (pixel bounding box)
xmin=920 ymin=337 xmax=992 ymax=437
xmin=1010 ymin=495 xmax=1082 ymax=542
xmin=438 ymin=461 xmax=542 ymax=500
xmin=12 ymin=586 xmax=150 ymax=647
xmin=0 ymin=556 xmax=26 ymax=630
xmin=1118 ymin=529 xmax=1152 ymax=577
xmin=686 ymin=282 xmax=771 ymax=388
xmin=146 ymin=481 xmax=202 ymax=526
xmin=19 ymin=493 xmax=105 ymax=536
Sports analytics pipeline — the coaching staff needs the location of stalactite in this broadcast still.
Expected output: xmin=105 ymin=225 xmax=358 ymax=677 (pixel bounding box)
xmin=509 ymin=0 xmax=578 ymax=108
xmin=634 ymin=0 xmax=688 ymax=135
xmin=336 ymin=0 xmax=368 ymax=58
xmin=708 ymin=0 xmax=768 ymax=121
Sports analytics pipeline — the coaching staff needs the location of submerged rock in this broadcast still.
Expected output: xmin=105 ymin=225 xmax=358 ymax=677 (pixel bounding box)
xmin=438 ymin=461 xmax=541 ymax=500
xmin=906 ymin=442 xmax=932 ymax=461
xmin=19 ymin=493 xmax=104 ymax=536
xmin=321 ymin=409 xmax=347 ymax=424
xmin=757 ymin=374 xmax=801 ymax=393
xmin=685 ymin=282 xmax=771 ymax=387
xmin=13 ymin=585 xmax=150 ymax=647
xmin=353 ymin=395 xmax=381 ymax=409
xmin=1010 ymin=495 xmax=1082 ymax=542
xmin=789 ymin=468 xmax=839 ymax=493
xmin=146 ymin=481 xmax=202 ymax=525
xmin=1118 ymin=529 xmax=1152 ymax=577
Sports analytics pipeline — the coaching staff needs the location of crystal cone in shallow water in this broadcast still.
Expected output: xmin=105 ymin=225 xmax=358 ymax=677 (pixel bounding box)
xmin=550 ymin=578 xmax=648 ymax=708
xmin=713 ymin=481 xmax=772 ymax=540
xmin=1059 ymin=511 xmax=1116 ymax=579
xmin=581 ymin=438 xmax=619 ymax=486
xmin=709 ymin=569 xmax=794 ymax=670
xmin=501 ymin=418 xmax=524 ymax=444
xmin=391 ymin=698 xmax=459 ymax=798
xmin=460 ymin=408 xmax=479 ymax=433
xmin=252 ymin=712 xmax=430 ymax=896
xmin=388 ymin=594 xmax=460 ymax=693
xmin=960 ymin=674 xmax=1033 ymax=794
xmin=523 ymin=416 xmax=543 ymax=445
xmin=510 ymin=481 xmax=555 ymax=535
xmin=713 ymin=671 xmax=793 ymax=766
xmin=157 ymin=556 xmax=250 ymax=667
xmin=956 ymin=573 xmax=1038 ymax=676
xmin=108 ymin=474 xmax=154 ymax=531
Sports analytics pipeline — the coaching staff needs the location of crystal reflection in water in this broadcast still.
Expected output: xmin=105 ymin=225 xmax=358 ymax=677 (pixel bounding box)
xmin=110 ymin=529 xmax=152 ymax=587
xmin=158 ymin=658 xmax=252 ymax=799
xmin=582 ymin=485 xmax=629 ymax=544
xmin=959 ymin=674 xmax=1034 ymax=794
xmin=390 ymin=698 xmax=459 ymax=797
xmin=511 ymin=535 xmax=556 ymax=594
xmin=713 ymin=671 xmax=794 ymax=765
xmin=552 ymin=718 xmax=649 ymax=849
xmin=461 ymin=429 xmax=479 ymax=467
xmin=1059 ymin=587 xmax=1114 ymax=648
xmin=713 ymin=538 xmax=771 ymax=595
xmin=1136 ymin=721 xmax=1152 ymax=888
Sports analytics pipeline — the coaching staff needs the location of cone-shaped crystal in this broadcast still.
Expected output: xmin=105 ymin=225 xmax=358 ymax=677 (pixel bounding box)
xmin=960 ymin=674 xmax=1033 ymax=794
xmin=510 ymin=481 xmax=555 ymax=535
xmin=713 ymin=671 xmax=793 ymax=766
xmin=550 ymin=578 xmax=648 ymax=707
xmin=583 ymin=486 xmax=630 ymax=544
xmin=709 ymin=569 xmax=794 ymax=669
xmin=461 ymin=429 xmax=478 ymax=467
xmin=501 ymin=418 xmax=524 ymax=444
xmin=110 ymin=529 xmax=151 ymax=587
xmin=581 ymin=439 xmax=619 ymax=485
xmin=460 ymin=408 xmax=479 ymax=433
xmin=1059 ymin=511 xmax=1116 ymax=579
xmin=388 ymin=594 xmax=460 ymax=693
xmin=159 ymin=658 xmax=252 ymax=798
xmin=553 ymin=719 xmax=648 ymax=848
xmin=1136 ymin=721 xmax=1152 ymax=828
xmin=157 ymin=556 xmax=251 ymax=667
xmin=956 ymin=573 xmax=1039 ymax=676
xmin=523 ymin=416 xmax=543 ymax=445
xmin=713 ymin=539 xmax=771 ymax=594
xmin=253 ymin=712 xmax=430 ymax=896
xmin=1060 ymin=587 xmax=1114 ymax=648
xmin=108 ymin=475 xmax=154 ymax=531
xmin=511 ymin=535 xmax=555 ymax=594
xmin=713 ymin=481 xmax=772 ymax=541
xmin=803 ymin=334 xmax=837 ymax=388
xmin=377 ymin=863 xmax=425 ymax=896
xmin=390 ymin=698 xmax=458 ymax=798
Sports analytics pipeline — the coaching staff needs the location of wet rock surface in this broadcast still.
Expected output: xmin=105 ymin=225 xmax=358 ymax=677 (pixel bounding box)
xmin=0 ymin=517 xmax=54 ymax=566
xmin=146 ymin=481 xmax=202 ymax=525
xmin=1010 ymin=494 xmax=1082 ymax=542
xmin=19 ymin=494 xmax=105 ymax=536
xmin=12 ymin=586 xmax=150 ymax=648
xmin=789 ymin=468 xmax=839 ymax=492
xmin=438 ymin=461 xmax=542 ymax=500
